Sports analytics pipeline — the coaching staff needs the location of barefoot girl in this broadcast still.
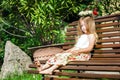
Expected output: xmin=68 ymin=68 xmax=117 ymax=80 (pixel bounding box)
xmin=34 ymin=11 xmax=98 ymax=74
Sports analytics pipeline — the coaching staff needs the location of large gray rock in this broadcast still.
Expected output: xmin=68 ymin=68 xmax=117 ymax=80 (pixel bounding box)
xmin=0 ymin=41 xmax=32 ymax=79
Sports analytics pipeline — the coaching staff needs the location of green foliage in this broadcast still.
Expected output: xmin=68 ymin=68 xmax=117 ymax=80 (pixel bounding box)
xmin=1 ymin=72 xmax=112 ymax=80
xmin=0 ymin=0 xmax=94 ymax=56
xmin=1 ymin=73 xmax=42 ymax=80
xmin=99 ymin=0 xmax=120 ymax=14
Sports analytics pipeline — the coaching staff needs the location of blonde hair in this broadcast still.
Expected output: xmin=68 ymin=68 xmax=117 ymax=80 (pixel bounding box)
xmin=77 ymin=16 xmax=98 ymax=42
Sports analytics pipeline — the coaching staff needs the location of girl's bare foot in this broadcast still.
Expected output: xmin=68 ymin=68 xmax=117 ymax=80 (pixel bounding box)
xmin=41 ymin=63 xmax=51 ymax=71
xmin=39 ymin=69 xmax=53 ymax=74
xmin=39 ymin=65 xmax=59 ymax=75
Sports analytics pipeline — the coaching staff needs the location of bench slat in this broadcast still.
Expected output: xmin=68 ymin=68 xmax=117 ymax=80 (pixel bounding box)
xmin=68 ymin=61 xmax=120 ymax=66
xmin=97 ymin=27 xmax=120 ymax=33
xmin=92 ymin=53 xmax=120 ymax=58
xmin=95 ymin=44 xmax=120 ymax=48
xmin=98 ymin=33 xmax=120 ymax=38
xmin=59 ymin=66 xmax=120 ymax=71
xmin=62 ymin=44 xmax=120 ymax=50
xmin=62 ymin=45 xmax=72 ymax=50
xmin=54 ymin=72 xmax=120 ymax=79
xmin=65 ymin=37 xmax=75 ymax=40
xmin=95 ymin=14 xmax=120 ymax=20
xmin=91 ymin=58 xmax=120 ymax=60
xmin=97 ymin=38 xmax=120 ymax=43
xmin=27 ymin=70 xmax=120 ymax=79
xmin=64 ymin=42 xmax=75 ymax=45
xmin=66 ymin=31 xmax=77 ymax=36
xmin=94 ymin=49 xmax=120 ymax=53
xmin=67 ymin=27 xmax=77 ymax=32
xmin=95 ymin=16 xmax=120 ymax=23
xmin=96 ymin=22 xmax=120 ymax=28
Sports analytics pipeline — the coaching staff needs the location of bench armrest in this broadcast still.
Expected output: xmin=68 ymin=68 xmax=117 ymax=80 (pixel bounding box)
xmin=28 ymin=43 xmax=67 ymax=53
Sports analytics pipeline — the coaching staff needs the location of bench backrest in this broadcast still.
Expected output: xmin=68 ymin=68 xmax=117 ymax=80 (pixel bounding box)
xmin=62 ymin=14 xmax=120 ymax=55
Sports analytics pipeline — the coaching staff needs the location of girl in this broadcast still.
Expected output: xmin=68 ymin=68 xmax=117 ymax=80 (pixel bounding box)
xmin=34 ymin=15 xmax=98 ymax=74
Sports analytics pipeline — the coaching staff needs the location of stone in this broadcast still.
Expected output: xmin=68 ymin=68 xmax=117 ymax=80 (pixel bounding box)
xmin=0 ymin=41 xmax=32 ymax=79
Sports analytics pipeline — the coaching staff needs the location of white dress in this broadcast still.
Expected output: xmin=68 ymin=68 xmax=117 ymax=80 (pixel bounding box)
xmin=46 ymin=34 xmax=93 ymax=65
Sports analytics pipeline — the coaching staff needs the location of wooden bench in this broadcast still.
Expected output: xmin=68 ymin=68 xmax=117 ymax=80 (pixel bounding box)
xmin=28 ymin=13 xmax=120 ymax=80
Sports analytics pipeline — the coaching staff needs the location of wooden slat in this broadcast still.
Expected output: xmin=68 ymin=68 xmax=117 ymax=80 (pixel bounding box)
xmin=68 ymin=21 xmax=78 ymax=26
xmin=67 ymin=27 xmax=77 ymax=32
xmin=68 ymin=61 xmax=120 ymax=66
xmin=91 ymin=58 xmax=120 ymax=60
xmin=94 ymin=49 xmax=120 ymax=53
xmin=97 ymin=27 xmax=120 ymax=33
xmin=59 ymin=66 xmax=120 ymax=71
xmin=92 ymin=53 xmax=120 ymax=58
xmin=97 ymin=38 xmax=120 ymax=43
xmin=95 ymin=16 xmax=120 ymax=23
xmin=54 ymin=72 xmax=120 ymax=79
xmin=95 ymin=14 xmax=120 ymax=21
xmin=65 ymin=37 xmax=75 ymax=40
xmin=28 ymin=43 xmax=66 ymax=53
xmin=98 ymin=33 xmax=120 ymax=38
xmin=66 ymin=31 xmax=77 ymax=36
xmin=96 ymin=22 xmax=120 ymax=28
xmin=62 ymin=45 xmax=72 ymax=50
xmin=29 ymin=64 xmax=36 ymax=68
xmin=95 ymin=44 xmax=120 ymax=48
xmin=64 ymin=42 xmax=75 ymax=45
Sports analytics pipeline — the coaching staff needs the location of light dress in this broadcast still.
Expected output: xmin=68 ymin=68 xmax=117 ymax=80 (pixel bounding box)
xmin=47 ymin=34 xmax=93 ymax=65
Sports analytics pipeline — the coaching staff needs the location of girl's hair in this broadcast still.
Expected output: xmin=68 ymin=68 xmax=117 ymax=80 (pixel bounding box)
xmin=77 ymin=16 xmax=98 ymax=41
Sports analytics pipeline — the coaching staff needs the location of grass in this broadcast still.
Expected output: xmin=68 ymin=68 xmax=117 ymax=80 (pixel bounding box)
xmin=0 ymin=72 xmax=114 ymax=80
xmin=1 ymin=73 xmax=42 ymax=80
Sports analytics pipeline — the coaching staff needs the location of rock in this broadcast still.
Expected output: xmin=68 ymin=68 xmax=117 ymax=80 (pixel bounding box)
xmin=0 ymin=41 xmax=32 ymax=79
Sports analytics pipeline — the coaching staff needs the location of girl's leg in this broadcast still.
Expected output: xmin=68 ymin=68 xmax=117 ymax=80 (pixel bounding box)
xmin=40 ymin=64 xmax=60 ymax=74
xmin=34 ymin=60 xmax=52 ymax=72
xmin=41 ymin=62 xmax=51 ymax=71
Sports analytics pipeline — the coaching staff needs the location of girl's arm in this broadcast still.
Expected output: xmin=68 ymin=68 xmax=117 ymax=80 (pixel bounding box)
xmin=63 ymin=47 xmax=77 ymax=53
xmin=71 ymin=35 xmax=96 ymax=54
